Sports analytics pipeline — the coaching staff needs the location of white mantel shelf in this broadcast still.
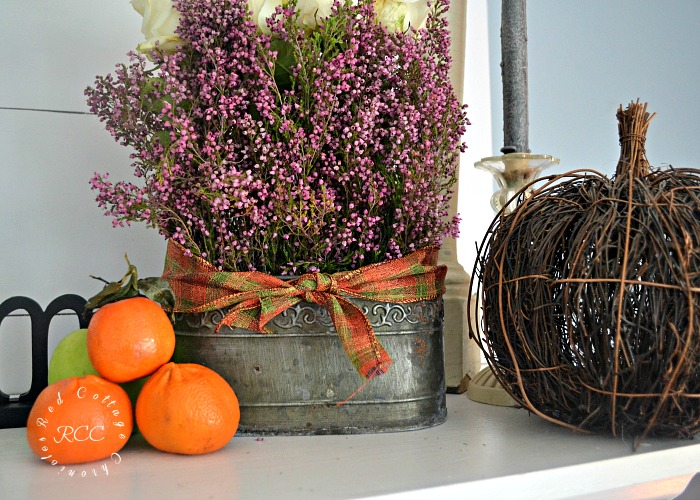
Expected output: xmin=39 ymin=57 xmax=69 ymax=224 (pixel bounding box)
xmin=1 ymin=394 xmax=699 ymax=499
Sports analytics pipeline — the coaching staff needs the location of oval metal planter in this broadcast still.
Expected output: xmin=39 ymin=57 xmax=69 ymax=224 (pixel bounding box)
xmin=172 ymin=298 xmax=446 ymax=435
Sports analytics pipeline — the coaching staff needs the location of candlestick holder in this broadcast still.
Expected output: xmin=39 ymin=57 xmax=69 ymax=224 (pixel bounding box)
xmin=475 ymin=153 xmax=559 ymax=214
xmin=468 ymin=152 xmax=559 ymax=406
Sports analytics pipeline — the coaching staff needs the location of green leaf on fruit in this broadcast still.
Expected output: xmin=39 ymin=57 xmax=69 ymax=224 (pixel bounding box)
xmin=138 ymin=277 xmax=176 ymax=311
xmin=84 ymin=254 xmax=175 ymax=317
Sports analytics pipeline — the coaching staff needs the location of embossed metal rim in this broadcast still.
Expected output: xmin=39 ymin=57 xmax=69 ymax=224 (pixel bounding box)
xmin=174 ymin=300 xmax=442 ymax=330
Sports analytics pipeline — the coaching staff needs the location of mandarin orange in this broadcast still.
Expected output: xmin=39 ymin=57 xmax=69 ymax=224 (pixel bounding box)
xmin=26 ymin=375 xmax=133 ymax=465
xmin=87 ymin=297 xmax=175 ymax=383
xmin=136 ymin=362 xmax=240 ymax=455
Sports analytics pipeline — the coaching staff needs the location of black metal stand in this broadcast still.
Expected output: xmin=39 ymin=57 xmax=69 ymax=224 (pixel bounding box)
xmin=0 ymin=295 xmax=89 ymax=428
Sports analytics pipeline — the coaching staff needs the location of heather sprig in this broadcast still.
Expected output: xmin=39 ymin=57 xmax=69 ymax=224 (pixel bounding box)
xmin=86 ymin=0 xmax=468 ymax=274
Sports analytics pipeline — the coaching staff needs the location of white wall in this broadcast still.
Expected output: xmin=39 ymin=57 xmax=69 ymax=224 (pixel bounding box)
xmin=0 ymin=2 xmax=167 ymax=393
xmin=458 ymin=0 xmax=494 ymax=275
xmin=0 ymin=2 xmax=168 ymax=305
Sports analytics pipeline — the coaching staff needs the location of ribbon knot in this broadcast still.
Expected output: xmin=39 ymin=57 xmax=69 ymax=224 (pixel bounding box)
xmin=162 ymin=240 xmax=446 ymax=379
xmin=292 ymin=273 xmax=339 ymax=301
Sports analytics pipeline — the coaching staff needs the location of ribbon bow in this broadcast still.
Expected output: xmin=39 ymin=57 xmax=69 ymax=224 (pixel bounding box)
xmin=162 ymin=240 xmax=446 ymax=379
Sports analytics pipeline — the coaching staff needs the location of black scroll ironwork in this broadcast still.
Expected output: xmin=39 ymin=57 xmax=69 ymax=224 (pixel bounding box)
xmin=0 ymin=295 xmax=89 ymax=429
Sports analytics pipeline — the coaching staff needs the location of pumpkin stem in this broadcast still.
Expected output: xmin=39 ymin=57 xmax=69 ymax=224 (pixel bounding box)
xmin=615 ymin=100 xmax=656 ymax=179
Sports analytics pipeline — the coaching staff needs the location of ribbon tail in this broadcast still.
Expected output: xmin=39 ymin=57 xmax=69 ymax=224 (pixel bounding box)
xmin=324 ymin=296 xmax=392 ymax=379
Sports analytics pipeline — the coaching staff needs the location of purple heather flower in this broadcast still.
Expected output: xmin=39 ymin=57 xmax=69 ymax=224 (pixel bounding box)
xmin=85 ymin=0 xmax=467 ymax=274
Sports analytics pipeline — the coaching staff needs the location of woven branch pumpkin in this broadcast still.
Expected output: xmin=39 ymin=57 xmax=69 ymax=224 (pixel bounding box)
xmin=471 ymin=101 xmax=700 ymax=445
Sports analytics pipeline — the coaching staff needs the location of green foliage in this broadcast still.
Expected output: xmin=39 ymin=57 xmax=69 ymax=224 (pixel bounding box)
xmin=85 ymin=255 xmax=176 ymax=316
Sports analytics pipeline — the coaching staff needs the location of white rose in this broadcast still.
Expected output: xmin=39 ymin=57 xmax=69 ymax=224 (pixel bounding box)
xmin=295 ymin=0 xmax=335 ymax=31
xmin=248 ymin=0 xmax=284 ymax=35
xmin=131 ymin=0 xmax=185 ymax=55
xmin=374 ymin=0 xmax=430 ymax=33
xmin=247 ymin=0 xmax=267 ymax=23
xmin=249 ymin=0 xmax=351 ymax=35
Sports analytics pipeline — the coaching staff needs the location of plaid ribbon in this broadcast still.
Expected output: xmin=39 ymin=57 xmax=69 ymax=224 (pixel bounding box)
xmin=162 ymin=240 xmax=446 ymax=379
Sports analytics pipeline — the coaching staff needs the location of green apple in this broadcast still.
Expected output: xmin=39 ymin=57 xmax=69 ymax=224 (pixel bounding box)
xmin=48 ymin=328 xmax=150 ymax=404
xmin=48 ymin=328 xmax=100 ymax=384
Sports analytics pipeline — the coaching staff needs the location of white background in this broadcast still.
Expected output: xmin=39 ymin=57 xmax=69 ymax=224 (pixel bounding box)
xmin=1 ymin=1 xmax=699 ymax=394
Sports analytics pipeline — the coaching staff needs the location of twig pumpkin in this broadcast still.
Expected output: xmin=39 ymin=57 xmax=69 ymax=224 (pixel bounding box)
xmin=470 ymin=101 xmax=700 ymax=446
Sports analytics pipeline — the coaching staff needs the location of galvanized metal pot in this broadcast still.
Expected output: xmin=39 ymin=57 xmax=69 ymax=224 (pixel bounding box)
xmin=172 ymin=298 xmax=446 ymax=435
